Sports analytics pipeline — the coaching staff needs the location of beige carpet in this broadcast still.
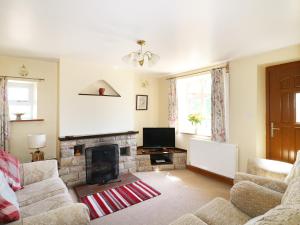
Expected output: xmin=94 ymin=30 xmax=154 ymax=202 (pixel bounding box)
xmin=70 ymin=169 xmax=231 ymax=225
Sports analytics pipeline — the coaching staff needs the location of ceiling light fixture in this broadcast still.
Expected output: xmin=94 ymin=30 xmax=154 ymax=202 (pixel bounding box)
xmin=122 ymin=40 xmax=159 ymax=67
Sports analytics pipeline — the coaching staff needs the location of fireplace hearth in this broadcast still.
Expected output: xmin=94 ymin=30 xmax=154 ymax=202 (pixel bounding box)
xmin=85 ymin=144 xmax=119 ymax=185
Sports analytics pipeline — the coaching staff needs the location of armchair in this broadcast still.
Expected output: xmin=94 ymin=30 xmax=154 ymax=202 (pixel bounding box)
xmin=234 ymin=158 xmax=293 ymax=193
xmin=170 ymin=177 xmax=300 ymax=225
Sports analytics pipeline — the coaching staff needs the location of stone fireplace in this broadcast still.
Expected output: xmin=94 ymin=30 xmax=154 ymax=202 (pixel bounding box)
xmin=58 ymin=131 xmax=138 ymax=187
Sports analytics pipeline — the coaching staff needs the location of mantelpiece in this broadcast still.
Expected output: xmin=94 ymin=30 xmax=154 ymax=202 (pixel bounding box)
xmin=59 ymin=131 xmax=138 ymax=141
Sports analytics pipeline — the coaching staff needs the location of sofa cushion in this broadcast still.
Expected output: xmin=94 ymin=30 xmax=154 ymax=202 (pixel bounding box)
xmin=20 ymin=160 xmax=59 ymax=186
xmin=230 ymin=181 xmax=282 ymax=218
xmin=234 ymin=172 xmax=287 ymax=193
xmin=169 ymin=214 xmax=208 ymax=225
xmin=194 ymin=198 xmax=250 ymax=225
xmin=247 ymin=158 xmax=292 ymax=181
xmin=281 ymin=176 xmax=300 ymax=205
xmin=0 ymin=171 xmax=20 ymax=223
xmin=284 ymin=150 xmax=300 ymax=183
xmin=16 ymin=177 xmax=67 ymax=207
xmin=21 ymin=203 xmax=90 ymax=225
xmin=0 ymin=149 xmax=22 ymax=191
xmin=20 ymin=193 xmax=73 ymax=218
xmin=244 ymin=216 xmax=264 ymax=225
xmin=254 ymin=204 xmax=300 ymax=225
xmin=281 ymin=177 xmax=300 ymax=204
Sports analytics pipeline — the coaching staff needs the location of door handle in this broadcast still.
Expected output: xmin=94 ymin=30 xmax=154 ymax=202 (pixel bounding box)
xmin=271 ymin=122 xmax=280 ymax=138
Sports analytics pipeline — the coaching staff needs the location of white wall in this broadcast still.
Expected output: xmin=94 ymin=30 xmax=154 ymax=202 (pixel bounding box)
xmin=59 ymin=58 xmax=136 ymax=136
xmin=134 ymin=75 xmax=161 ymax=146
xmin=59 ymin=58 xmax=163 ymax=140
xmin=229 ymin=44 xmax=300 ymax=171
xmin=0 ymin=56 xmax=58 ymax=162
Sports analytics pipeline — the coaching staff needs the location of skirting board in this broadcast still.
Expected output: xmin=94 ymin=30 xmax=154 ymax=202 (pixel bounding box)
xmin=187 ymin=165 xmax=234 ymax=185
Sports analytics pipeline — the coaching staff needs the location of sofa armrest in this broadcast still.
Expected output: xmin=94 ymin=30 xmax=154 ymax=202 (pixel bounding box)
xmin=234 ymin=172 xmax=288 ymax=193
xmin=247 ymin=158 xmax=292 ymax=180
xmin=230 ymin=181 xmax=283 ymax=218
xmin=169 ymin=214 xmax=208 ymax=225
xmin=18 ymin=203 xmax=90 ymax=225
xmin=20 ymin=160 xmax=59 ymax=186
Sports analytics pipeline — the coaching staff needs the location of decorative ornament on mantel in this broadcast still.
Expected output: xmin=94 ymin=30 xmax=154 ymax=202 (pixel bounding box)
xmin=79 ymin=80 xmax=120 ymax=97
xmin=98 ymin=88 xmax=105 ymax=96
xmin=122 ymin=40 xmax=160 ymax=67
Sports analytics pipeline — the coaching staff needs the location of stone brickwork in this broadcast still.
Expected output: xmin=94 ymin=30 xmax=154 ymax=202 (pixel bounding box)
xmin=59 ymin=134 xmax=137 ymax=187
xmin=136 ymin=152 xmax=187 ymax=172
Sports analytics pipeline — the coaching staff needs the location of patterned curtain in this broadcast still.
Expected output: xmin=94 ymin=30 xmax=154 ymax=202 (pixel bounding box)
xmin=211 ymin=68 xmax=227 ymax=142
xmin=168 ymin=79 xmax=178 ymax=129
xmin=0 ymin=78 xmax=10 ymax=151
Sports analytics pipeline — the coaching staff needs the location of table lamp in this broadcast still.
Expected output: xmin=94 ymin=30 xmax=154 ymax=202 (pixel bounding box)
xmin=28 ymin=134 xmax=46 ymax=161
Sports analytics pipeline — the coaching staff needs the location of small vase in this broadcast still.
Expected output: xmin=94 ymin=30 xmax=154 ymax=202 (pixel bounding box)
xmin=194 ymin=127 xmax=198 ymax=135
xmin=99 ymin=88 xmax=105 ymax=96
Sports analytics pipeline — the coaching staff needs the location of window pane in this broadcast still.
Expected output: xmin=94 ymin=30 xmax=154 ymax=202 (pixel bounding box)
xmin=297 ymin=93 xmax=300 ymax=123
xmin=8 ymin=87 xmax=29 ymax=101
xmin=177 ymin=73 xmax=212 ymax=136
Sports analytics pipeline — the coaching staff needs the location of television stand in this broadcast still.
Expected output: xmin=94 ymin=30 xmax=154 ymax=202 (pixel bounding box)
xmin=150 ymin=153 xmax=173 ymax=165
xmin=136 ymin=147 xmax=187 ymax=172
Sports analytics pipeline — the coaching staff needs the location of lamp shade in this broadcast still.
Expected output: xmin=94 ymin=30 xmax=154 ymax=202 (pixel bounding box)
xmin=28 ymin=134 xmax=46 ymax=149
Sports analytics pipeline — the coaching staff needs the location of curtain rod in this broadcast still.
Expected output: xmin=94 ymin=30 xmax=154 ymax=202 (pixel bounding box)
xmin=0 ymin=75 xmax=45 ymax=81
xmin=166 ymin=63 xmax=229 ymax=80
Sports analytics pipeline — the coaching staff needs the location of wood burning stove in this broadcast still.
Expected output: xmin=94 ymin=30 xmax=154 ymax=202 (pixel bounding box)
xmin=85 ymin=144 xmax=119 ymax=185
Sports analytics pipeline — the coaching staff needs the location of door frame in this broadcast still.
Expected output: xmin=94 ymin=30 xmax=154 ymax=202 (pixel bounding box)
xmin=266 ymin=68 xmax=271 ymax=160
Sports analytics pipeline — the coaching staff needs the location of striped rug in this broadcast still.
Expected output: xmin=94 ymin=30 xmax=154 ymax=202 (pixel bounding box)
xmin=81 ymin=180 xmax=161 ymax=220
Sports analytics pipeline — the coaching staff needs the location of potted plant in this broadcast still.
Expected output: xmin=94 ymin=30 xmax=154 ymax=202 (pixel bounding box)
xmin=187 ymin=113 xmax=203 ymax=134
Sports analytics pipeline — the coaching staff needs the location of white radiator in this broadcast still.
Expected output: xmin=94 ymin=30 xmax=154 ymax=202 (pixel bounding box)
xmin=189 ymin=138 xmax=238 ymax=178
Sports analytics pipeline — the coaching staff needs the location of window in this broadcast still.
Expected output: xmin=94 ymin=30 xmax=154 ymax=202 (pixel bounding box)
xmin=7 ymin=80 xmax=37 ymax=120
xmin=177 ymin=73 xmax=211 ymax=137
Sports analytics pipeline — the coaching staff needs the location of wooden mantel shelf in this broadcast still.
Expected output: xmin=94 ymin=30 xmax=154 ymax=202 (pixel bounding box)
xmin=78 ymin=93 xmax=121 ymax=97
xmin=59 ymin=131 xmax=139 ymax=141
xmin=10 ymin=119 xmax=44 ymax=122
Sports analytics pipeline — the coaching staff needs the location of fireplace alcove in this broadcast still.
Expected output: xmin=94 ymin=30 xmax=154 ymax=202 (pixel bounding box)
xmin=85 ymin=144 xmax=119 ymax=185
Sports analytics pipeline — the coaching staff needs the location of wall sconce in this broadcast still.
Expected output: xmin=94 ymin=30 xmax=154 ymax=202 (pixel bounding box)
xmin=19 ymin=64 xmax=29 ymax=77
xmin=141 ymin=80 xmax=149 ymax=88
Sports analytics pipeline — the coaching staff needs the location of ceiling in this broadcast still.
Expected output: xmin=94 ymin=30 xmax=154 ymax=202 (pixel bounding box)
xmin=0 ymin=0 xmax=299 ymax=74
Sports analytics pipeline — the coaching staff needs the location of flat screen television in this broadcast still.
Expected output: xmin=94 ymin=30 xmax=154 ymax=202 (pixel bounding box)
xmin=143 ymin=128 xmax=175 ymax=148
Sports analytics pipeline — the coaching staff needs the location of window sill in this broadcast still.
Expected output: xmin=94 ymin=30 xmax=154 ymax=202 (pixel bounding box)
xmin=10 ymin=119 xmax=44 ymax=122
xmin=179 ymin=132 xmax=211 ymax=140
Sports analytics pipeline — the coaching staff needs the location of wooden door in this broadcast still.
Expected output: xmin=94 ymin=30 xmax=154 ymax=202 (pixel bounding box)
xmin=266 ymin=61 xmax=300 ymax=163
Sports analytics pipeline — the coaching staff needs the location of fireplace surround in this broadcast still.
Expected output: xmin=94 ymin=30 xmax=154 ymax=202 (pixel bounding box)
xmin=58 ymin=131 xmax=138 ymax=187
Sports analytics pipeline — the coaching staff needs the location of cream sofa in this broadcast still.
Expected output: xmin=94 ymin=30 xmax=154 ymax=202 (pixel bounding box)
xmin=8 ymin=160 xmax=90 ymax=225
xmin=170 ymin=159 xmax=300 ymax=225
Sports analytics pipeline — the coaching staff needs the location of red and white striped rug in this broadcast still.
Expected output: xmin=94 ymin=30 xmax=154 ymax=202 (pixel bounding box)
xmin=81 ymin=180 xmax=161 ymax=220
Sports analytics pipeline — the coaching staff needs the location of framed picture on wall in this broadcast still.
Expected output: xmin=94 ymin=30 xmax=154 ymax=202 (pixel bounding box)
xmin=136 ymin=95 xmax=148 ymax=110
